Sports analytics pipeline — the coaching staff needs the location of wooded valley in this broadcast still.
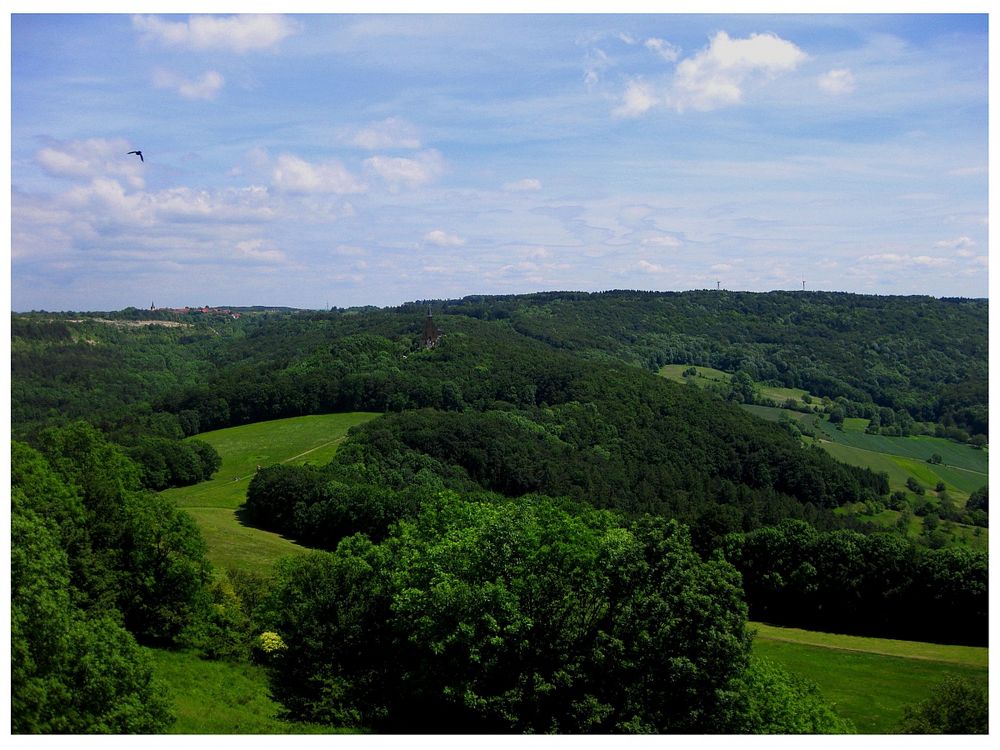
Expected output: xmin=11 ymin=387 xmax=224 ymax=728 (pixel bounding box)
xmin=10 ymin=290 xmax=989 ymax=733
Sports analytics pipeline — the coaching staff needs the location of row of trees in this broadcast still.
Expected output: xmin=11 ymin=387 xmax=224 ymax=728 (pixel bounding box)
xmin=723 ymin=520 xmax=988 ymax=645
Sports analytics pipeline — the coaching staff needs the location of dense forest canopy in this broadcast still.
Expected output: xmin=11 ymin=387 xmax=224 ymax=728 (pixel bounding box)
xmin=10 ymin=289 xmax=988 ymax=733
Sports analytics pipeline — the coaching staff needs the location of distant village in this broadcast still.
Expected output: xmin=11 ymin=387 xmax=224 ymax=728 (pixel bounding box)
xmin=150 ymin=303 xmax=241 ymax=319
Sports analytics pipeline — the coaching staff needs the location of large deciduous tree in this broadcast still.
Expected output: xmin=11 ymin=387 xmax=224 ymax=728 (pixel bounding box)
xmin=261 ymin=493 xmax=844 ymax=733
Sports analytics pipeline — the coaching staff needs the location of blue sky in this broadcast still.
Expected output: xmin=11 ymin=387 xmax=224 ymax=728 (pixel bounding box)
xmin=9 ymin=10 xmax=989 ymax=310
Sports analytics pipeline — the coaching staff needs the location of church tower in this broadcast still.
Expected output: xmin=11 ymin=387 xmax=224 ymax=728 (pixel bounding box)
xmin=421 ymin=307 xmax=441 ymax=348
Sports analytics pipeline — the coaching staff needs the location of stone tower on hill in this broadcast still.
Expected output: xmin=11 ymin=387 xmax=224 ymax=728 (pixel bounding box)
xmin=421 ymin=307 xmax=442 ymax=348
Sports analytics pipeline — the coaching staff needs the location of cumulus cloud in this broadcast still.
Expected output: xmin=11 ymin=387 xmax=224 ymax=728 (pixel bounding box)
xmin=36 ymin=138 xmax=145 ymax=188
xmin=935 ymin=236 xmax=976 ymax=255
xmin=424 ymin=229 xmax=465 ymax=247
xmin=669 ymin=31 xmax=807 ymax=112
xmin=364 ymin=149 xmax=444 ymax=190
xmin=637 ymin=259 xmax=671 ymax=273
xmin=132 ymin=14 xmax=297 ymax=53
xmin=645 ymin=37 xmax=681 ymax=62
xmin=234 ymin=239 xmax=286 ymax=264
xmin=153 ymin=69 xmax=225 ymax=100
xmin=503 ymin=178 xmax=542 ymax=192
xmin=613 ymin=79 xmax=658 ymax=118
xmin=818 ymin=68 xmax=855 ymax=95
xmin=350 ymin=117 xmax=421 ymax=150
xmin=272 ymin=154 xmax=365 ymax=194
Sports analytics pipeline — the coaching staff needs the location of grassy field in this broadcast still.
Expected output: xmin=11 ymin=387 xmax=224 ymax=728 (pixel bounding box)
xmin=161 ymin=412 xmax=379 ymax=571
xmin=145 ymin=647 xmax=353 ymax=734
xmin=751 ymin=622 xmax=989 ymax=733
xmin=659 ymin=364 xmax=824 ymax=407
xmin=816 ymin=420 xmax=987 ymax=474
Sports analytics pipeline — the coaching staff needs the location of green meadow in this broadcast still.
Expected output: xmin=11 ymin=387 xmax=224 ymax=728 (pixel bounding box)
xmin=659 ymin=364 xmax=823 ymax=407
xmin=161 ymin=412 xmax=379 ymax=570
xmin=145 ymin=648 xmax=351 ymax=734
xmin=751 ymin=622 xmax=988 ymax=733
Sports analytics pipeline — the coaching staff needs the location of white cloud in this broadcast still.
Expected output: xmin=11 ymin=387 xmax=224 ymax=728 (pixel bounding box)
xmin=153 ymin=69 xmax=225 ymax=100
xmin=503 ymin=178 xmax=542 ymax=192
xmin=670 ymin=31 xmax=807 ymax=112
xmin=858 ymin=253 xmax=905 ymax=268
xmin=36 ymin=138 xmax=145 ymax=188
xmin=818 ymin=68 xmax=855 ymax=95
xmin=424 ymin=229 xmax=465 ymax=247
xmin=637 ymin=259 xmax=671 ymax=273
xmin=234 ymin=239 xmax=286 ymax=264
xmin=860 ymin=252 xmax=948 ymax=268
xmin=583 ymin=47 xmax=610 ymax=86
xmin=364 ymin=150 xmax=444 ymax=190
xmin=132 ymin=14 xmax=296 ymax=53
xmin=350 ymin=118 xmax=421 ymax=150
xmin=613 ymin=79 xmax=658 ymax=118
xmin=645 ymin=38 xmax=681 ymax=62
xmin=935 ymin=236 xmax=976 ymax=253
xmin=272 ymin=154 xmax=365 ymax=194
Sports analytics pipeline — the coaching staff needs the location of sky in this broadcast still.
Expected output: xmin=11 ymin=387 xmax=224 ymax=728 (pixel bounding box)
xmin=8 ymin=7 xmax=990 ymax=311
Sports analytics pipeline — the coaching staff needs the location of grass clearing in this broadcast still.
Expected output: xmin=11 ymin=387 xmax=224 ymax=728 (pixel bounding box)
xmin=751 ymin=623 xmax=988 ymax=733
xmin=145 ymin=647 xmax=353 ymax=734
xmin=162 ymin=412 xmax=380 ymax=510
xmin=162 ymin=412 xmax=380 ymax=570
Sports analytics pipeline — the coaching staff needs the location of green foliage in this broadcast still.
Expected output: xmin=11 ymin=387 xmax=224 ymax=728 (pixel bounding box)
xmin=726 ymin=657 xmax=854 ymax=733
xmin=725 ymin=521 xmax=987 ymax=644
xmin=262 ymin=493 xmax=762 ymax=733
xmin=11 ymin=494 xmax=173 ymax=733
xmin=898 ymin=677 xmax=988 ymax=734
xmin=966 ymin=485 xmax=987 ymax=514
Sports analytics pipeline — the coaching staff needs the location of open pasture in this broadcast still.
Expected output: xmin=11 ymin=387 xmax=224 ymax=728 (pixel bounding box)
xmin=161 ymin=412 xmax=379 ymax=570
xmin=751 ymin=622 xmax=989 ymax=733
xmin=659 ymin=364 xmax=823 ymax=407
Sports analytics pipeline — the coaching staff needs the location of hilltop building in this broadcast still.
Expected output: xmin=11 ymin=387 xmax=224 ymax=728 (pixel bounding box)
xmin=421 ymin=307 xmax=442 ymax=348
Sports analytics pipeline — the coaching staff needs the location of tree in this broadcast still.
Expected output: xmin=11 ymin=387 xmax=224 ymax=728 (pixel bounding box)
xmin=11 ymin=498 xmax=173 ymax=733
xmin=898 ymin=678 xmax=988 ymax=734
xmin=967 ymin=485 xmax=988 ymax=514
xmin=263 ymin=493 xmax=762 ymax=733
xmin=726 ymin=657 xmax=853 ymax=733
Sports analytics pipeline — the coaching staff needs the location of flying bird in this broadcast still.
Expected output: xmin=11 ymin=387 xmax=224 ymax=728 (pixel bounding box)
xmin=127 ymin=150 xmax=144 ymax=162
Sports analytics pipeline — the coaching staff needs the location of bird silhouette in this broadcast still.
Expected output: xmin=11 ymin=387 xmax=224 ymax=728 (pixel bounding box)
xmin=127 ymin=150 xmax=144 ymax=162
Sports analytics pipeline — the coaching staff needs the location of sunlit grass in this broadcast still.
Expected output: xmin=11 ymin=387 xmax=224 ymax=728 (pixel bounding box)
xmin=751 ymin=622 xmax=988 ymax=734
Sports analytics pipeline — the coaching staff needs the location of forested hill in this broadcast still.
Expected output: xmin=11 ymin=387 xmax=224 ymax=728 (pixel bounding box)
xmin=438 ymin=290 xmax=988 ymax=437
xmin=13 ymin=290 xmax=986 ymax=442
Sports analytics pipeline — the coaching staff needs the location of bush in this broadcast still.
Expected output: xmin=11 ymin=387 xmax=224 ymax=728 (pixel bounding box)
xmin=898 ymin=677 xmax=988 ymax=734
